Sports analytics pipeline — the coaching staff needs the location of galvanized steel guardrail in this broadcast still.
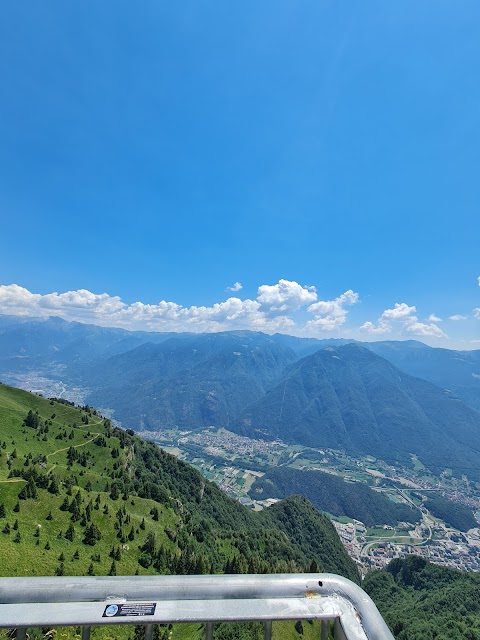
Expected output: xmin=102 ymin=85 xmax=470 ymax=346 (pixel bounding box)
xmin=0 ymin=573 xmax=394 ymax=640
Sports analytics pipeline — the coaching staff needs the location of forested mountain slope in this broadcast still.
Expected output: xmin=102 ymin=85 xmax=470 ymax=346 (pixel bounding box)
xmin=85 ymin=331 xmax=298 ymax=430
xmin=249 ymin=467 xmax=418 ymax=527
xmin=0 ymin=383 xmax=358 ymax=584
xmin=235 ymin=344 xmax=480 ymax=480
xmin=364 ymin=556 xmax=480 ymax=640
xmin=364 ymin=340 xmax=480 ymax=413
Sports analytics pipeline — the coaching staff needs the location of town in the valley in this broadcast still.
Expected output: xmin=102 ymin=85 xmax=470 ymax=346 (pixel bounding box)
xmin=147 ymin=425 xmax=480 ymax=576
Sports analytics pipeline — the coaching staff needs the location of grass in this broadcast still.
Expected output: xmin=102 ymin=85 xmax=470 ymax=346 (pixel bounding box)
xmin=0 ymin=384 xmax=345 ymax=640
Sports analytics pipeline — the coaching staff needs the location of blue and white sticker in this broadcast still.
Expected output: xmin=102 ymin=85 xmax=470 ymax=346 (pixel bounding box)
xmin=103 ymin=602 xmax=156 ymax=617
xmin=104 ymin=604 xmax=119 ymax=617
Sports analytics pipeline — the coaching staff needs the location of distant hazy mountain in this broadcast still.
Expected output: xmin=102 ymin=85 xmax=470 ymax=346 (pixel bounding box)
xmin=0 ymin=314 xmax=180 ymax=375
xmin=86 ymin=331 xmax=298 ymax=430
xmin=1 ymin=315 xmax=479 ymax=480
xmin=2 ymin=314 xmax=478 ymax=412
xmin=269 ymin=333 xmax=356 ymax=358
xmin=363 ymin=340 xmax=480 ymax=413
xmin=234 ymin=344 xmax=480 ymax=481
xmin=273 ymin=335 xmax=480 ymax=414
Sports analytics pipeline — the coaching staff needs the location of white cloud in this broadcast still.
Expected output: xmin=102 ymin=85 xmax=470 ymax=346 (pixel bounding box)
xmin=0 ymin=284 xmax=126 ymax=318
xmin=257 ymin=279 xmax=317 ymax=314
xmin=428 ymin=314 xmax=442 ymax=323
xmin=0 ymin=281 xmax=316 ymax=334
xmin=359 ymin=320 xmax=390 ymax=335
xmin=449 ymin=314 xmax=467 ymax=321
xmin=226 ymin=282 xmax=243 ymax=292
xmin=403 ymin=321 xmax=447 ymax=338
xmin=381 ymin=303 xmax=416 ymax=321
xmin=477 ymin=276 xmax=480 ymax=286
xmin=360 ymin=301 xmax=447 ymax=339
xmin=305 ymin=290 xmax=360 ymax=333
xmin=474 ymin=308 xmax=480 ymax=320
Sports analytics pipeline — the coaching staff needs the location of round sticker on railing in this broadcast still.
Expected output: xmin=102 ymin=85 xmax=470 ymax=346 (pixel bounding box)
xmin=104 ymin=605 xmax=119 ymax=617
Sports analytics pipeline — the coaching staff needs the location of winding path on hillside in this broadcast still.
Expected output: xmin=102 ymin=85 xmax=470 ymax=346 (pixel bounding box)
xmin=0 ymin=418 xmax=106 ymax=482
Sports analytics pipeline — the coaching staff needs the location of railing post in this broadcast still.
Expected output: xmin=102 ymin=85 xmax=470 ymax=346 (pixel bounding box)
xmin=264 ymin=620 xmax=272 ymax=640
xmin=16 ymin=629 xmax=26 ymax=640
xmin=205 ymin=621 xmax=214 ymax=640
xmin=334 ymin=618 xmax=347 ymax=640
xmin=82 ymin=625 xmax=91 ymax=640
xmin=321 ymin=619 xmax=329 ymax=640
xmin=144 ymin=624 xmax=153 ymax=640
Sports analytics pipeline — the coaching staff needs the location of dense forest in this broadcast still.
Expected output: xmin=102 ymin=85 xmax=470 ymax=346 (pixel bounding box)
xmin=249 ymin=466 xmax=418 ymax=526
xmin=364 ymin=555 xmax=480 ymax=639
xmin=424 ymin=492 xmax=477 ymax=532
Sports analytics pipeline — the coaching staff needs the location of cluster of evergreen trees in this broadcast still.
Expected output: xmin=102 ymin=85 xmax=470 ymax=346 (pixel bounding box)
xmin=364 ymin=556 xmax=480 ymax=639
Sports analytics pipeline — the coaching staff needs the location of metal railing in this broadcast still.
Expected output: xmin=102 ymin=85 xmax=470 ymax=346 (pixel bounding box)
xmin=0 ymin=573 xmax=394 ymax=640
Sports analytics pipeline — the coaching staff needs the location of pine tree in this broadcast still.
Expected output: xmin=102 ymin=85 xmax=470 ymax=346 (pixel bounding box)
xmin=24 ymin=410 xmax=39 ymax=429
xmin=83 ymin=523 xmax=101 ymax=546
xmin=65 ymin=523 xmax=75 ymax=542
xmin=0 ymin=503 xmax=5 ymax=518
xmin=48 ymin=476 xmax=60 ymax=495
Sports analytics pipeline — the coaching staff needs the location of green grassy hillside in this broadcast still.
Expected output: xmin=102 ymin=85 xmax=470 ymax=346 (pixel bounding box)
xmin=0 ymin=383 xmax=359 ymax=639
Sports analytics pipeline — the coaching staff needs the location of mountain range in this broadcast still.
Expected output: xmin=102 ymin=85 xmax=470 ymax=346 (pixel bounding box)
xmin=1 ymin=315 xmax=480 ymax=481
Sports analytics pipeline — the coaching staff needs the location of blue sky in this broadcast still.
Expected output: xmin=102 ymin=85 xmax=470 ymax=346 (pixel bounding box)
xmin=0 ymin=1 xmax=479 ymax=347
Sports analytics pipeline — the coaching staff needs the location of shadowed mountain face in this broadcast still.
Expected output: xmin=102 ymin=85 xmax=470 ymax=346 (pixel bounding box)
xmin=363 ymin=340 xmax=480 ymax=413
xmin=85 ymin=331 xmax=299 ymax=430
xmin=234 ymin=344 xmax=480 ymax=480
xmin=1 ymin=314 xmax=479 ymax=411
xmin=272 ymin=336 xmax=480 ymax=413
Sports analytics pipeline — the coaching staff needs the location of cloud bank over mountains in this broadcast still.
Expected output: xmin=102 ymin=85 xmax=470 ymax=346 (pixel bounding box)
xmin=360 ymin=303 xmax=448 ymax=339
xmin=0 ymin=281 xmax=477 ymax=344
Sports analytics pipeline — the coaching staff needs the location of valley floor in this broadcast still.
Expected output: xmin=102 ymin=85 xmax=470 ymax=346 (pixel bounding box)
xmin=150 ymin=426 xmax=480 ymax=575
